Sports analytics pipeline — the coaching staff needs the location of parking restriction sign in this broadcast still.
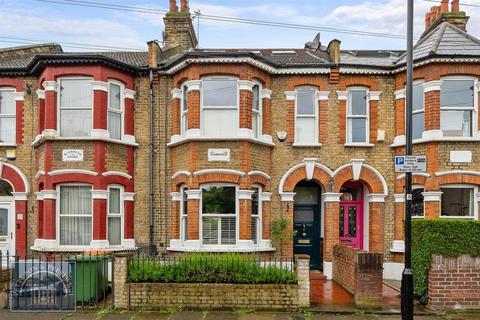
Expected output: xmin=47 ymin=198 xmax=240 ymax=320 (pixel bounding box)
xmin=394 ymin=155 xmax=427 ymax=173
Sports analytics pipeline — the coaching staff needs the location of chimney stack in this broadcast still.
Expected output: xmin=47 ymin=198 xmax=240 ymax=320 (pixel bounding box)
xmin=180 ymin=0 xmax=188 ymax=12
xmin=162 ymin=0 xmax=198 ymax=50
xmin=424 ymin=0 xmax=469 ymax=33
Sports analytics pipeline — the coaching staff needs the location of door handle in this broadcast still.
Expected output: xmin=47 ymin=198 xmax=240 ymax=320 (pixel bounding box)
xmin=302 ymin=224 xmax=307 ymax=237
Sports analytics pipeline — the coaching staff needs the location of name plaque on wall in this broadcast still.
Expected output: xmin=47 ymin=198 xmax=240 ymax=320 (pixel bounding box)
xmin=62 ymin=149 xmax=84 ymax=162
xmin=208 ymin=148 xmax=230 ymax=162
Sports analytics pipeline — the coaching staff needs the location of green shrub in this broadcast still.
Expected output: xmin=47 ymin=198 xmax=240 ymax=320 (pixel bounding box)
xmin=128 ymin=253 xmax=297 ymax=284
xmin=412 ymin=219 xmax=480 ymax=304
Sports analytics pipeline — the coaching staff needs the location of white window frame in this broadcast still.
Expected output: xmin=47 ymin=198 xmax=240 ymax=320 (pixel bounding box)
xmin=179 ymin=185 xmax=188 ymax=242
xmin=412 ymin=185 xmax=425 ymax=219
xmin=57 ymin=77 xmax=93 ymax=137
xmin=440 ymin=184 xmax=478 ymax=219
xmin=200 ymin=76 xmax=239 ymax=137
xmin=56 ymin=183 xmax=93 ymax=247
xmin=251 ymin=184 xmax=262 ymax=245
xmin=405 ymin=80 xmax=425 ymax=141
xmin=440 ymin=76 xmax=478 ymax=138
xmin=252 ymin=83 xmax=263 ymax=138
xmin=0 ymin=87 xmax=16 ymax=145
xmin=107 ymin=185 xmax=124 ymax=246
xmin=107 ymin=80 xmax=124 ymax=140
xmin=180 ymin=83 xmax=188 ymax=136
xmin=294 ymin=86 xmax=319 ymax=145
xmin=199 ymin=183 xmax=239 ymax=246
xmin=346 ymin=87 xmax=369 ymax=144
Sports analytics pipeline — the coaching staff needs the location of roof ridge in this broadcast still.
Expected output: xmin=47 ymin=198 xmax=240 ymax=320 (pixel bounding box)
xmin=444 ymin=22 xmax=480 ymax=47
xmin=431 ymin=23 xmax=448 ymax=54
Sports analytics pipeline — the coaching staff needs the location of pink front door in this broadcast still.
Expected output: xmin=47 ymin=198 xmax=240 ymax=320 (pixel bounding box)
xmin=339 ymin=202 xmax=363 ymax=250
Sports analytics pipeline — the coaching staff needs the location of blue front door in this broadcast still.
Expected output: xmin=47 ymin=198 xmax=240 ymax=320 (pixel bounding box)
xmin=293 ymin=181 xmax=322 ymax=270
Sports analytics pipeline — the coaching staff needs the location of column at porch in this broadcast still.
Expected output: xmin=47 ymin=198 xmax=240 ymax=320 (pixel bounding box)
xmin=91 ymin=81 xmax=108 ymax=138
xmin=367 ymin=194 xmax=386 ymax=253
xmin=238 ymin=190 xmax=254 ymax=248
xmin=185 ymin=189 xmax=201 ymax=245
xmin=123 ymin=192 xmax=135 ymax=248
xmin=279 ymin=192 xmax=295 ymax=258
xmin=42 ymin=81 xmax=58 ymax=136
xmin=323 ymin=193 xmax=341 ymax=263
xmin=186 ymin=80 xmax=201 ymax=134
xmin=91 ymin=190 xmax=108 ymax=248
xmin=423 ymin=191 xmax=442 ymax=218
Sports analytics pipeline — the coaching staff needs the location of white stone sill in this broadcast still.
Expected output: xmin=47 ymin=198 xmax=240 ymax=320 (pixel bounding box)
xmin=167 ymin=246 xmax=276 ymax=253
xmin=31 ymin=135 xmax=138 ymax=147
xmin=344 ymin=143 xmax=375 ymax=147
xmin=292 ymin=143 xmax=322 ymax=147
xmin=391 ymin=136 xmax=480 ymax=148
xmin=31 ymin=245 xmax=137 ymax=252
xmin=168 ymin=136 xmax=275 ymax=147
xmin=0 ymin=144 xmax=17 ymax=147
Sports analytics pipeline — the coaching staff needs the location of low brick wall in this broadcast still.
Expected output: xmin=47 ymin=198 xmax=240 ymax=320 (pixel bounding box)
xmin=429 ymin=254 xmax=480 ymax=310
xmin=113 ymin=254 xmax=309 ymax=311
xmin=332 ymin=245 xmax=383 ymax=308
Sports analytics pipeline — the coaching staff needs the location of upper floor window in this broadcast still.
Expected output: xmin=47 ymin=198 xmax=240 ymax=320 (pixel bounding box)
xmin=440 ymin=79 xmax=475 ymax=137
xmin=181 ymin=84 xmax=188 ymax=136
xmin=0 ymin=88 xmax=16 ymax=144
xmin=201 ymin=78 xmax=238 ymax=137
xmin=58 ymin=184 xmax=92 ymax=246
xmin=252 ymin=84 xmax=262 ymax=138
xmin=107 ymin=186 xmax=123 ymax=246
xmin=201 ymin=185 xmax=236 ymax=245
xmin=441 ymin=186 xmax=475 ymax=217
xmin=295 ymin=88 xmax=317 ymax=144
xmin=412 ymin=82 xmax=424 ymax=140
xmin=347 ymin=88 xmax=368 ymax=143
xmin=59 ymin=78 xmax=92 ymax=137
xmin=108 ymin=82 xmax=123 ymax=140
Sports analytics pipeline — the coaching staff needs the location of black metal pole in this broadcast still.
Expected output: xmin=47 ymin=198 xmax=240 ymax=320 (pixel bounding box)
xmin=401 ymin=0 xmax=414 ymax=319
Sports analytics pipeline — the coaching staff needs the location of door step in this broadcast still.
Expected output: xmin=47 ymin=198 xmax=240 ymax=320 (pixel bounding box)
xmin=310 ymin=270 xmax=327 ymax=280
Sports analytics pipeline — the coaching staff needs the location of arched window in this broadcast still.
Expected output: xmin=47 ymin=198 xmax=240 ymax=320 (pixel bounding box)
xmin=0 ymin=180 xmax=13 ymax=196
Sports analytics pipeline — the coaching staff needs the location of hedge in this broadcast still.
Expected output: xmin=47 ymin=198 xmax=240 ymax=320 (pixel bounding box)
xmin=128 ymin=253 xmax=297 ymax=284
xmin=412 ymin=219 xmax=480 ymax=304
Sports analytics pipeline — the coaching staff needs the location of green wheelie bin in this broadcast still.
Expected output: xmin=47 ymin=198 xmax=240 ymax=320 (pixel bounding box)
xmin=70 ymin=254 xmax=110 ymax=304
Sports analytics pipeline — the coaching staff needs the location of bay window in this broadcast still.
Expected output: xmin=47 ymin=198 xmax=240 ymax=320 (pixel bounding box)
xmin=0 ymin=88 xmax=16 ymax=144
xmin=251 ymin=186 xmax=261 ymax=245
xmin=108 ymin=82 xmax=123 ymax=140
xmin=440 ymin=79 xmax=475 ymax=137
xmin=59 ymin=78 xmax=92 ymax=137
xmin=252 ymin=84 xmax=262 ymax=138
xmin=181 ymin=84 xmax=188 ymax=136
xmin=412 ymin=82 xmax=424 ymax=140
xmin=441 ymin=186 xmax=474 ymax=217
xmin=107 ymin=186 xmax=122 ymax=246
xmin=201 ymin=185 xmax=236 ymax=245
xmin=295 ymin=88 xmax=317 ymax=144
xmin=58 ymin=185 xmax=92 ymax=246
xmin=180 ymin=185 xmax=188 ymax=242
xmin=347 ymin=88 xmax=368 ymax=143
xmin=201 ymin=78 xmax=238 ymax=137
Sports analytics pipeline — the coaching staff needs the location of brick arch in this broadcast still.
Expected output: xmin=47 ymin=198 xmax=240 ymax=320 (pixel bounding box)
xmin=338 ymin=76 xmax=379 ymax=90
xmin=286 ymin=76 xmax=328 ymax=90
xmin=172 ymin=171 xmax=192 ymax=189
xmin=332 ymin=163 xmax=387 ymax=194
xmin=247 ymin=172 xmax=270 ymax=191
xmin=279 ymin=162 xmax=333 ymax=193
xmin=1 ymin=163 xmax=29 ymax=193
xmin=191 ymin=170 xmax=244 ymax=188
xmin=395 ymin=173 xmax=429 ymax=192
xmin=436 ymin=171 xmax=480 ymax=186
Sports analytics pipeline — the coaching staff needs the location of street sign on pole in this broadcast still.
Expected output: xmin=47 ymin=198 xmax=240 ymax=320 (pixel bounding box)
xmin=394 ymin=156 xmax=427 ymax=173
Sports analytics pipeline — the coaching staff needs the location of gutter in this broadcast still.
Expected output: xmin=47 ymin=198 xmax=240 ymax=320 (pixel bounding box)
xmin=148 ymin=69 xmax=155 ymax=255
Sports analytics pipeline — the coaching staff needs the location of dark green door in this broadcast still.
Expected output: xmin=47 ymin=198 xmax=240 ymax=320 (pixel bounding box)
xmin=293 ymin=181 xmax=322 ymax=270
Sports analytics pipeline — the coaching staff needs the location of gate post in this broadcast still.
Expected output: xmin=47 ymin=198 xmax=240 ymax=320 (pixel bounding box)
xmin=112 ymin=253 xmax=131 ymax=309
xmin=295 ymin=254 xmax=310 ymax=307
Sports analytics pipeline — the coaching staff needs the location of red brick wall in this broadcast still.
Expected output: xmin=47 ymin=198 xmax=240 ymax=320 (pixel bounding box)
xmin=429 ymin=254 xmax=480 ymax=310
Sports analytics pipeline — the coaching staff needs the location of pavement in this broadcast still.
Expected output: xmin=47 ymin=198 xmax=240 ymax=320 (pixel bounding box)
xmin=1 ymin=310 xmax=480 ymax=320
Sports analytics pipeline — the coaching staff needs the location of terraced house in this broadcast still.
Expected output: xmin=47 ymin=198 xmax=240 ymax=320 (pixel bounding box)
xmin=0 ymin=0 xmax=479 ymax=280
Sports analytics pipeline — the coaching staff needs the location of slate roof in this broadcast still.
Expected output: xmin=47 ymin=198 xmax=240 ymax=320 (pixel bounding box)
xmin=340 ymin=50 xmax=403 ymax=67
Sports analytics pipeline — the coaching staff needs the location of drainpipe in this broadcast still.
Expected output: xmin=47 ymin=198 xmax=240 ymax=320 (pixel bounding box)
xmin=148 ymin=69 xmax=155 ymax=255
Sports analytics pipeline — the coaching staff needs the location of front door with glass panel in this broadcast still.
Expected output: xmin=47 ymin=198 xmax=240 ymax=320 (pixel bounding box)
xmin=339 ymin=182 xmax=364 ymax=250
xmin=0 ymin=203 xmax=14 ymax=258
xmin=293 ymin=181 xmax=322 ymax=270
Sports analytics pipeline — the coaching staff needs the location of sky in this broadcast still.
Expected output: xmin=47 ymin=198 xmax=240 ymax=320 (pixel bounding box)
xmin=1 ymin=0 xmax=479 ymax=52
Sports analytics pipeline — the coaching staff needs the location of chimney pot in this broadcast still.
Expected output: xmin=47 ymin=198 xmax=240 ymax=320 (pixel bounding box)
xmin=451 ymin=0 xmax=459 ymax=12
xmin=169 ymin=0 xmax=177 ymax=12
xmin=425 ymin=12 xmax=431 ymax=29
xmin=180 ymin=0 xmax=188 ymax=12
xmin=440 ymin=0 xmax=449 ymax=13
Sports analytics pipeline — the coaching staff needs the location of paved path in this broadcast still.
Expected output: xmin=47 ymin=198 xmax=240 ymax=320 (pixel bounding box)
xmin=1 ymin=310 xmax=478 ymax=320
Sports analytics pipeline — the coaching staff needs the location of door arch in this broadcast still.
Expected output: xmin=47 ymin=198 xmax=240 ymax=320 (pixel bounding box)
xmin=293 ymin=180 xmax=322 ymax=270
xmin=339 ymin=181 xmax=364 ymax=250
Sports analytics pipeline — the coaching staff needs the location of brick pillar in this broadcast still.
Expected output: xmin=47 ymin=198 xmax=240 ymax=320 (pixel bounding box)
xmin=171 ymin=88 xmax=181 ymax=136
xmin=424 ymin=81 xmax=441 ymax=132
xmin=238 ymin=190 xmax=254 ymax=242
xmin=123 ymin=193 xmax=135 ymax=242
xmin=92 ymin=190 xmax=108 ymax=248
xmin=261 ymin=192 xmax=272 ymax=240
xmin=285 ymin=91 xmax=295 ymax=144
xmin=280 ymin=193 xmax=295 ymax=258
xmin=423 ymin=191 xmax=442 ymax=219
xmin=337 ymin=91 xmax=347 ymax=144
xmin=36 ymin=89 xmax=45 ymax=134
xmin=186 ymin=80 xmax=200 ymax=130
xmin=185 ymin=189 xmax=201 ymax=240
xmin=92 ymin=82 xmax=108 ymax=132
xmin=113 ymin=253 xmax=131 ymax=309
xmin=261 ymin=89 xmax=272 ymax=135
xmin=394 ymin=195 xmax=404 ymax=241
xmin=367 ymin=196 xmax=385 ymax=253
xmin=318 ymin=99 xmax=328 ymax=144
xmin=323 ymin=193 xmax=341 ymax=263
xmin=42 ymin=190 xmax=57 ymax=241
xmin=369 ymin=99 xmax=379 ymax=143
xmin=36 ymin=199 xmax=44 ymax=239
xmin=42 ymin=81 xmax=57 ymax=134
xmin=354 ymin=251 xmax=383 ymax=308
xmin=239 ymin=80 xmax=254 ymax=129
xmin=295 ymin=254 xmax=310 ymax=307
xmin=124 ymin=94 xmax=135 ymax=137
